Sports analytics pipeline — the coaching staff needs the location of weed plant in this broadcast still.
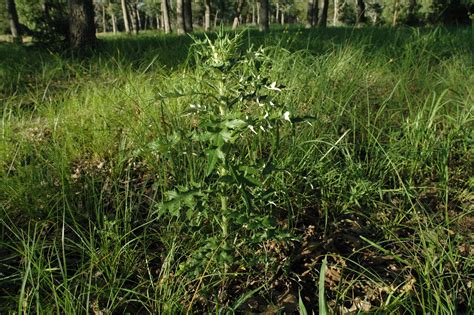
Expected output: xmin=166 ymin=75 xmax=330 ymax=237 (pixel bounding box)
xmin=0 ymin=27 xmax=473 ymax=313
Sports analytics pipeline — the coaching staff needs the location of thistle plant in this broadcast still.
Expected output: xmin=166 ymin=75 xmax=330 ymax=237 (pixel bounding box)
xmin=157 ymin=30 xmax=296 ymax=277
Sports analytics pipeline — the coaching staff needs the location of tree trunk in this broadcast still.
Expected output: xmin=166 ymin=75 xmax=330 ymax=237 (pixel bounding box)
xmin=176 ymin=0 xmax=185 ymax=34
xmin=121 ymin=0 xmax=131 ymax=33
xmin=232 ymin=0 xmax=245 ymax=30
xmin=102 ymin=3 xmax=107 ymax=32
xmin=156 ymin=14 xmax=160 ymax=30
xmin=257 ymin=2 xmax=260 ymax=25
xmin=111 ymin=13 xmax=117 ymax=33
xmin=130 ymin=3 xmax=139 ymax=34
xmin=333 ymin=0 xmax=338 ymax=26
xmin=392 ymin=0 xmax=399 ymax=26
xmin=183 ymin=0 xmax=193 ymax=32
xmin=252 ymin=4 xmax=256 ymax=24
xmin=306 ymin=0 xmax=317 ymax=28
xmin=5 ymin=0 xmax=22 ymax=43
xmin=204 ymin=0 xmax=211 ymax=31
xmin=214 ymin=9 xmax=219 ymax=28
xmin=136 ymin=5 xmax=142 ymax=30
xmin=356 ymin=0 xmax=366 ymax=24
xmin=68 ymin=0 xmax=96 ymax=49
xmin=259 ymin=0 xmax=269 ymax=31
xmin=161 ymin=0 xmax=171 ymax=33
xmin=275 ymin=3 xmax=279 ymax=24
xmin=317 ymin=0 xmax=328 ymax=27
xmin=281 ymin=11 xmax=284 ymax=25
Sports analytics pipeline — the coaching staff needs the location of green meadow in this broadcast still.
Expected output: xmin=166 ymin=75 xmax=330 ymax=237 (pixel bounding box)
xmin=1 ymin=27 xmax=473 ymax=313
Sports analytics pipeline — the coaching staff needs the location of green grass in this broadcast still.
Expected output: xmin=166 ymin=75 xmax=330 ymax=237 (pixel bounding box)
xmin=1 ymin=26 xmax=473 ymax=313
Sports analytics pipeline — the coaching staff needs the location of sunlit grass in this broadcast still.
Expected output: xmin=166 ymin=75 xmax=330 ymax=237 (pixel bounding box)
xmin=1 ymin=26 xmax=473 ymax=313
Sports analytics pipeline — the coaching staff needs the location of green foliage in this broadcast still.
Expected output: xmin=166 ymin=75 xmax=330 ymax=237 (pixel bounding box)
xmin=0 ymin=27 xmax=473 ymax=313
xmin=0 ymin=2 xmax=9 ymax=35
xmin=157 ymin=30 xmax=295 ymax=278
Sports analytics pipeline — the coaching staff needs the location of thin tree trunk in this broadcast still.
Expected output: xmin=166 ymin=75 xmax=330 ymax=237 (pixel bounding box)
xmin=356 ymin=0 xmax=366 ymax=24
xmin=111 ymin=12 xmax=117 ymax=33
xmin=156 ymin=14 xmax=160 ymax=30
xmin=214 ymin=9 xmax=219 ymax=28
xmin=176 ymin=0 xmax=185 ymax=34
xmin=161 ymin=0 xmax=171 ymax=33
xmin=136 ymin=5 xmax=142 ymax=29
xmin=68 ymin=0 xmax=96 ymax=49
xmin=204 ymin=0 xmax=211 ymax=31
xmin=333 ymin=0 xmax=338 ymax=26
xmin=257 ymin=2 xmax=260 ymax=25
xmin=281 ymin=11 xmax=284 ymax=25
xmin=275 ymin=3 xmax=279 ymax=24
xmin=121 ymin=0 xmax=131 ymax=33
xmin=102 ymin=3 xmax=107 ymax=32
xmin=232 ymin=0 xmax=245 ymax=30
xmin=252 ymin=4 xmax=256 ymax=24
xmin=259 ymin=0 xmax=269 ymax=31
xmin=5 ymin=0 xmax=22 ymax=43
xmin=130 ymin=2 xmax=139 ymax=34
xmin=392 ymin=0 xmax=399 ymax=26
xmin=306 ymin=0 xmax=317 ymax=28
xmin=183 ymin=0 xmax=193 ymax=32
xmin=317 ymin=0 xmax=328 ymax=27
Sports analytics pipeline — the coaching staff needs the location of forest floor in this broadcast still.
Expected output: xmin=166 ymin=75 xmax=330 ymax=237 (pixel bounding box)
xmin=1 ymin=27 xmax=473 ymax=314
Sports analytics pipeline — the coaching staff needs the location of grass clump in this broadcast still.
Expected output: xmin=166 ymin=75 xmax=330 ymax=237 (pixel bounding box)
xmin=1 ymin=27 xmax=473 ymax=313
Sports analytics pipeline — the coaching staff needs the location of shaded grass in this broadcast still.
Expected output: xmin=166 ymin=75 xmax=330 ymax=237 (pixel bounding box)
xmin=1 ymin=26 xmax=473 ymax=313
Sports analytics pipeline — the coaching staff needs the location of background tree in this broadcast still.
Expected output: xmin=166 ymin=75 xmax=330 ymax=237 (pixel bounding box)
xmin=204 ymin=0 xmax=211 ymax=30
xmin=176 ymin=0 xmax=185 ymax=34
xmin=6 ymin=0 xmax=22 ymax=42
xmin=356 ymin=0 xmax=366 ymax=24
xmin=161 ymin=0 xmax=171 ymax=33
xmin=232 ymin=0 xmax=245 ymax=29
xmin=120 ymin=0 xmax=131 ymax=33
xmin=68 ymin=0 xmax=96 ymax=49
xmin=259 ymin=0 xmax=269 ymax=31
xmin=306 ymin=0 xmax=317 ymax=27
xmin=317 ymin=0 xmax=328 ymax=26
xmin=183 ymin=0 xmax=193 ymax=32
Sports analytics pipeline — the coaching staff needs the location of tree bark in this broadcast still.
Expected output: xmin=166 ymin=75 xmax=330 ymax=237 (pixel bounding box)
xmin=183 ymin=0 xmax=193 ymax=32
xmin=130 ymin=2 xmax=139 ymax=34
xmin=111 ymin=12 xmax=117 ymax=33
xmin=275 ymin=2 xmax=279 ymax=24
xmin=102 ymin=3 xmax=107 ymax=33
xmin=204 ymin=0 xmax=211 ymax=31
xmin=306 ymin=0 xmax=317 ymax=28
xmin=214 ymin=9 xmax=219 ymax=28
xmin=259 ymin=0 xmax=269 ymax=31
xmin=317 ymin=0 xmax=328 ymax=27
xmin=6 ymin=0 xmax=22 ymax=43
xmin=356 ymin=0 xmax=366 ymax=24
xmin=333 ymin=0 xmax=338 ymax=26
xmin=392 ymin=0 xmax=399 ymax=26
xmin=161 ymin=0 xmax=171 ymax=33
xmin=176 ymin=0 xmax=185 ymax=34
xmin=251 ymin=4 xmax=256 ymax=24
xmin=232 ymin=0 xmax=245 ymax=30
xmin=121 ymin=0 xmax=131 ymax=33
xmin=68 ymin=0 xmax=96 ymax=49
xmin=136 ymin=5 xmax=142 ymax=30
